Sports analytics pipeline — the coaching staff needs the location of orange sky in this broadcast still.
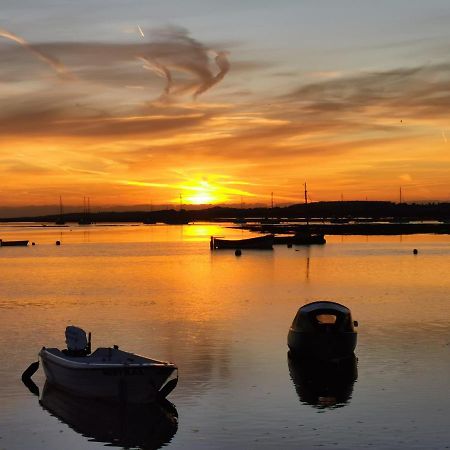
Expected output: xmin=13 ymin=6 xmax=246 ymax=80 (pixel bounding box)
xmin=1 ymin=3 xmax=450 ymax=212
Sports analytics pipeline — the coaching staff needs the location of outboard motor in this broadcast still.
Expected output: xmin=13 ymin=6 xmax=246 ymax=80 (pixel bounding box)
xmin=65 ymin=326 xmax=91 ymax=356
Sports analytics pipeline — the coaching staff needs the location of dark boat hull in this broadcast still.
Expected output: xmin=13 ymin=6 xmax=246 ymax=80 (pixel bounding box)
xmin=293 ymin=233 xmax=326 ymax=245
xmin=288 ymin=330 xmax=357 ymax=361
xmin=211 ymin=235 xmax=274 ymax=250
xmin=0 ymin=240 xmax=29 ymax=246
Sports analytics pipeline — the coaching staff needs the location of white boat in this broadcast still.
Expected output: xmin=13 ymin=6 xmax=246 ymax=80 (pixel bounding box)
xmin=38 ymin=326 xmax=178 ymax=403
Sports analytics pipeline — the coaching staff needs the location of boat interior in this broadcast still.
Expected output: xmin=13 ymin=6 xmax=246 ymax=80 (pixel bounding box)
xmin=45 ymin=347 xmax=168 ymax=365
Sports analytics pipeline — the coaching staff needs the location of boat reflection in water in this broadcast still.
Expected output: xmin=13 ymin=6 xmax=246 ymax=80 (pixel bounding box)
xmin=288 ymin=353 xmax=358 ymax=409
xmin=39 ymin=382 xmax=178 ymax=449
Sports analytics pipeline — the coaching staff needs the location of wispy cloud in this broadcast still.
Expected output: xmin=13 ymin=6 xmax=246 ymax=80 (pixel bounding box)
xmin=0 ymin=28 xmax=72 ymax=78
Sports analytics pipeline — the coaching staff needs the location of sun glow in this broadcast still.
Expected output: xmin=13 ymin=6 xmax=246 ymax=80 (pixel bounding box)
xmin=185 ymin=191 xmax=216 ymax=204
xmin=183 ymin=179 xmax=224 ymax=205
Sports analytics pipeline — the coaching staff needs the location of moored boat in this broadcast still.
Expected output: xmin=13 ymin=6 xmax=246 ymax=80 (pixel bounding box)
xmin=293 ymin=232 xmax=326 ymax=245
xmin=38 ymin=326 xmax=178 ymax=403
xmin=210 ymin=234 xmax=274 ymax=250
xmin=288 ymin=301 xmax=358 ymax=361
xmin=0 ymin=239 xmax=29 ymax=246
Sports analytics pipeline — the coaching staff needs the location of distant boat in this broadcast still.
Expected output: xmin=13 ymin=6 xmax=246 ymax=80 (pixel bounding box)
xmin=260 ymin=192 xmax=280 ymax=224
xmin=55 ymin=196 xmax=66 ymax=225
xmin=294 ymin=182 xmax=326 ymax=245
xmin=233 ymin=196 xmax=247 ymax=225
xmin=35 ymin=326 xmax=178 ymax=403
xmin=210 ymin=234 xmax=274 ymax=250
xmin=259 ymin=217 xmax=280 ymax=225
xmin=288 ymin=301 xmax=358 ymax=361
xmin=329 ymin=218 xmax=350 ymax=224
xmin=293 ymin=231 xmax=326 ymax=245
xmin=78 ymin=196 xmax=92 ymax=225
xmin=0 ymin=239 xmax=29 ymax=247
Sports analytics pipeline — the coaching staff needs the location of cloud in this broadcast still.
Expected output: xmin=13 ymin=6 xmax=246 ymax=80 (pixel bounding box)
xmin=0 ymin=25 xmax=233 ymax=137
xmin=0 ymin=28 xmax=72 ymax=78
xmin=282 ymin=64 xmax=450 ymax=122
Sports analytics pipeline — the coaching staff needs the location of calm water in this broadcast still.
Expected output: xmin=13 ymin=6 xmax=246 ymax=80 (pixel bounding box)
xmin=0 ymin=223 xmax=449 ymax=449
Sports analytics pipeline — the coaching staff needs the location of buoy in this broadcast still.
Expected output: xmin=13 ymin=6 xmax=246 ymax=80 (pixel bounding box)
xmin=413 ymin=249 xmax=418 ymax=254
xmin=32 ymin=242 xmax=35 ymax=246
xmin=235 ymin=249 xmax=242 ymax=256
xmin=56 ymin=240 xmax=61 ymax=246
xmin=287 ymin=243 xmax=293 ymax=248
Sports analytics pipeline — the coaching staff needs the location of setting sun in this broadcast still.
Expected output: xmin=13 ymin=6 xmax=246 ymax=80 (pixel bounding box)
xmin=182 ymin=179 xmax=225 ymax=205
xmin=185 ymin=191 xmax=215 ymax=205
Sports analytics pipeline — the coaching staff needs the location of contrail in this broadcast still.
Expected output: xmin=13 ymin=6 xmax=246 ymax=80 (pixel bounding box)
xmin=138 ymin=56 xmax=173 ymax=96
xmin=0 ymin=28 xmax=71 ymax=78
xmin=137 ymin=25 xmax=145 ymax=38
xmin=442 ymin=129 xmax=448 ymax=143
xmin=194 ymin=51 xmax=230 ymax=98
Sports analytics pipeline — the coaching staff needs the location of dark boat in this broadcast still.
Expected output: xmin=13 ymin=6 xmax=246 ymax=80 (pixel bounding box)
xmin=39 ymin=382 xmax=178 ymax=449
xmin=294 ymin=183 xmax=326 ymax=245
xmin=210 ymin=234 xmax=274 ymax=250
xmin=0 ymin=239 xmax=29 ymax=246
xmin=288 ymin=353 xmax=357 ymax=409
xmin=78 ymin=196 xmax=93 ymax=225
xmin=293 ymin=231 xmax=326 ymax=245
xmin=288 ymin=301 xmax=358 ymax=361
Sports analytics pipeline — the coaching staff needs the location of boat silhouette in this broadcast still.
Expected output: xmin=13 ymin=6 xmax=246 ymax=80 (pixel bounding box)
xmin=288 ymin=301 xmax=358 ymax=360
xmin=210 ymin=234 xmax=274 ymax=250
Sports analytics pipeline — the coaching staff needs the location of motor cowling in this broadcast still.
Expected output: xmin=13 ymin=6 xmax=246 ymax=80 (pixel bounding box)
xmin=65 ymin=326 xmax=90 ymax=355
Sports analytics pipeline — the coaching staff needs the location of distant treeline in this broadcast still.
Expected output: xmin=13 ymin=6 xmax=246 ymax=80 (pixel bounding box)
xmin=1 ymin=201 xmax=449 ymax=223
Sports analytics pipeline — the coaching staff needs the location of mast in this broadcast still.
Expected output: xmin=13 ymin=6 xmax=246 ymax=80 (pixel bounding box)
xmin=271 ymin=192 xmax=274 ymax=219
xmin=304 ymin=182 xmax=309 ymax=226
xmin=55 ymin=195 xmax=66 ymax=225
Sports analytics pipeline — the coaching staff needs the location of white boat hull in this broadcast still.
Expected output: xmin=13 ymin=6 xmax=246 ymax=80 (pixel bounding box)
xmin=39 ymin=347 xmax=178 ymax=403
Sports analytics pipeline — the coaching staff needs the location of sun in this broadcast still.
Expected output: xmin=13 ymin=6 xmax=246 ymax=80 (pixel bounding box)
xmin=185 ymin=191 xmax=216 ymax=205
xmin=182 ymin=179 xmax=227 ymax=205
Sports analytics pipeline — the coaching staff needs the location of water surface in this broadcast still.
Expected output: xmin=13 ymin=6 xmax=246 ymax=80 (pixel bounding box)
xmin=1 ymin=224 xmax=449 ymax=449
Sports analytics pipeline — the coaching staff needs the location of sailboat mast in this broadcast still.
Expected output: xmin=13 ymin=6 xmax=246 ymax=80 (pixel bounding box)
xmin=304 ymin=182 xmax=309 ymax=226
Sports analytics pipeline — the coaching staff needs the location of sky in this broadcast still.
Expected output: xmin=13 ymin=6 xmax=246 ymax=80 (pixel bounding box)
xmin=1 ymin=0 xmax=449 ymax=213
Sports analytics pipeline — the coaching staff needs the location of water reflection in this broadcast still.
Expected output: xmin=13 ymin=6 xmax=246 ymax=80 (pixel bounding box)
xmin=36 ymin=382 xmax=178 ymax=449
xmin=288 ymin=353 xmax=358 ymax=409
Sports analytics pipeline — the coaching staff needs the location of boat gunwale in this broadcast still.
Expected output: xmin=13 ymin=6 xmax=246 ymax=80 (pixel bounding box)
xmin=40 ymin=348 xmax=177 ymax=370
